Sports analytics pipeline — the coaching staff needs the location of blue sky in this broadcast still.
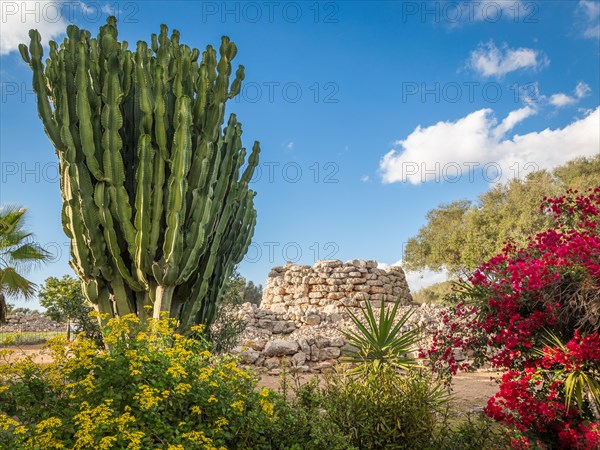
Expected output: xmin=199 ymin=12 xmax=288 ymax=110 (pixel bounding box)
xmin=1 ymin=1 xmax=599 ymax=309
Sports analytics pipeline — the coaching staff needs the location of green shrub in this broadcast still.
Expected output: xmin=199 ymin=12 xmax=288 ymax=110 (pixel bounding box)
xmin=0 ymin=314 xmax=277 ymax=449
xmin=319 ymin=365 xmax=448 ymax=449
xmin=431 ymin=413 xmax=511 ymax=449
xmin=265 ymin=377 xmax=356 ymax=450
xmin=209 ymin=272 xmax=248 ymax=355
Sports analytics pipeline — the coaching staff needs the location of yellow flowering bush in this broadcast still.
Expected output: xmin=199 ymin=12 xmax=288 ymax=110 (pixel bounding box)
xmin=0 ymin=314 xmax=277 ymax=449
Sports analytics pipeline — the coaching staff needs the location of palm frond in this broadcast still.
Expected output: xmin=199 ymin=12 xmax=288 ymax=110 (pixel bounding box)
xmin=4 ymin=242 xmax=52 ymax=271
xmin=0 ymin=267 xmax=37 ymax=299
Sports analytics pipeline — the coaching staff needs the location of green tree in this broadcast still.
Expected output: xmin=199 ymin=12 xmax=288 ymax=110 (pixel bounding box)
xmin=242 ymin=280 xmax=263 ymax=305
xmin=404 ymin=156 xmax=600 ymax=274
xmin=209 ymin=270 xmax=246 ymax=354
xmin=411 ymin=281 xmax=455 ymax=305
xmin=0 ymin=206 xmax=51 ymax=323
xmin=39 ymin=275 xmax=101 ymax=342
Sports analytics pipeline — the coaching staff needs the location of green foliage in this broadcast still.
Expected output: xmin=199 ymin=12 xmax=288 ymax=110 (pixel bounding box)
xmin=38 ymin=275 xmax=102 ymax=344
xmin=209 ymin=272 xmax=247 ymax=354
xmin=320 ymin=365 xmax=448 ymax=449
xmin=0 ymin=312 xmax=511 ymax=449
xmin=0 ymin=331 xmax=63 ymax=346
xmin=411 ymin=280 xmax=456 ymax=304
xmin=265 ymin=378 xmax=356 ymax=450
xmin=404 ymin=155 xmax=600 ymax=274
xmin=19 ymin=17 xmax=260 ymax=332
xmin=0 ymin=315 xmax=277 ymax=449
xmin=208 ymin=271 xmax=263 ymax=353
xmin=431 ymin=413 xmax=511 ymax=449
xmin=5 ymin=304 xmax=38 ymax=315
xmin=342 ymin=298 xmax=420 ymax=374
xmin=0 ymin=206 xmax=51 ymax=323
xmin=242 ymin=280 xmax=263 ymax=305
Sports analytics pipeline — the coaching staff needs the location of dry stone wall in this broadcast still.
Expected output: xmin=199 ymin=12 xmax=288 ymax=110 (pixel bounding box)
xmin=261 ymin=259 xmax=412 ymax=319
xmin=0 ymin=313 xmax=65 ymax=333
xmin=232 ymin=260 xmax=450 ymax=374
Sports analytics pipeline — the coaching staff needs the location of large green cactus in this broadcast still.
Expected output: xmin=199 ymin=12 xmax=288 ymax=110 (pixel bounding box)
xmin=19 ymin=17 xmax=259 ymax=331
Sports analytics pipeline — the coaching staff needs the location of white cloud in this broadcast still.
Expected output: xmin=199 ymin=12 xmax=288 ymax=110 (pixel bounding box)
xmin=404 ymin=269 xmax=448 ymax=292
xmin=575 ymin=81 xmax=592 ymax=98
xmin=549 ymin=81 xmax=591 ymax=108
xmin=379 ymin=106 xmax=600 ymax=185
xmin=377 ymin=260 xmax=448 ymax=292
xmin=492 ymin=105 xmax=537 ymax=139
xmin=0 ymin=1 xmax=68 ymax=56
xmin=360 ymin=175 xmax=369 ymax=182
xmin=469 ymin=41 xmax=549 ymax=77
xmin=282 ymin=141 xmax=294 ymax=150
xmin=550 ymin=93 xmax=578 ymax=107
xmin=576 ymin=0 xmax=600 ymax=39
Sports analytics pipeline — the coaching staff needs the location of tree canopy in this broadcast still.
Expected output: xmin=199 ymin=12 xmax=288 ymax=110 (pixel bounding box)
xmin=39 ymin=275 xmax=102 ymax=343
xmin=404 ymin=155 xmax=600 ymax=275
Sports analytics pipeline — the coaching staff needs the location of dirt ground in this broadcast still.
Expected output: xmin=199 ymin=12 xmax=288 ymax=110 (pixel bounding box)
xmin=2 ymin=345 xmax=501 ymax=413
xmin=0 ymin=344 xmax=52 ymax=364
xmin=256 ymin=369 xmax=501 ymax=413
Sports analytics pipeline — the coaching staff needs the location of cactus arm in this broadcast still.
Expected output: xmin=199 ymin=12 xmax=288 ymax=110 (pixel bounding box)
xmin=101 ymin=52 xmax=138 ymax=276
xmin=133 ymin=134 xmax=153 ymax=284
xmin=20 ymin=32 xmax=62 ymax=150
xmin=94 ymin=182 xmax=141 ymax=290
xmin=76 ymin=40 xmax=104 ymax=180
xmin=160 ymin=96 xmax=192 ymax=285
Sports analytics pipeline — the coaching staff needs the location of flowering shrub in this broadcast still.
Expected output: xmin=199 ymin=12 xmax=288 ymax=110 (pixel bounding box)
xmin=0 ymin=313 xmax=277 ymax=449
xmin=485 ymin=332 xmax=600 ymax=448
xmin=421 ymin=187 xmax=600 ymax=448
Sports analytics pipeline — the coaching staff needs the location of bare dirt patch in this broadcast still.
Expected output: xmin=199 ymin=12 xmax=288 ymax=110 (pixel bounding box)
xmin=1 ymin=344 xmax=54 ymax=365
xmin=257 ymin=369 xmax=502 ymax=413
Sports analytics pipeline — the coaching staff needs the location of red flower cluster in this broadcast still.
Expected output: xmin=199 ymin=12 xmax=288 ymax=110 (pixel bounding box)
xmin=485 ymin=331 xmax=600 ymax=448
xmin=485 ymin=369 xmax=570 ymax=432
xmin=541 ymin=330 xmax=600 ymax=372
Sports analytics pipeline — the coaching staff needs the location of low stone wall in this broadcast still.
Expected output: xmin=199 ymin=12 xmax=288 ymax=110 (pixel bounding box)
xmin=234 ymin=302 xmax=449 ymax=374
xmin=232 ymin=260 xmax=449 ymax=374
xmin=0 ymin=313 xmax=65 ymax=333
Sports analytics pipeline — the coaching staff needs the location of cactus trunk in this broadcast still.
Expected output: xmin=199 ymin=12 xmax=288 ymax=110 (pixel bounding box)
xmin=20 ymin=17 xmax=260 ymax=332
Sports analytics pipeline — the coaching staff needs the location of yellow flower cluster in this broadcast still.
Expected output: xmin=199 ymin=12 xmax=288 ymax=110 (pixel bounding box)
xmin=71 ymin=400 xmax=145 ymax=450
xmin=134 ymin=384 xmax=164 ymax=410
xmin=0 ymin=313 xmax=278 ymax=449
xmin=259 ymin=387 xmax=275 ymax=418
xmin=174 ymin=383 xmax=192 ymax=395
xmin=230 ymin=400 xmax=245 ymax=413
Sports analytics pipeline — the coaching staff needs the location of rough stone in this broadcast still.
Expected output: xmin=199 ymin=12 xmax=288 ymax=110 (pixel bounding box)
xmin=292 ymin=351 xmax=307 ymax=366
xmin=263 ymin=340 xmax=299 ymax=356
xmin=264 ymin=357 xmax=280 ymax=370
xmin=304 ymin=314 xmax=321 ymax=326
xmin=319 ymin=347 xmax=341 ymax=359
